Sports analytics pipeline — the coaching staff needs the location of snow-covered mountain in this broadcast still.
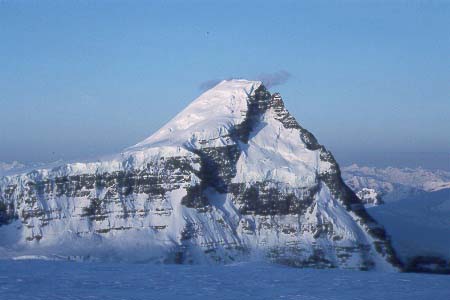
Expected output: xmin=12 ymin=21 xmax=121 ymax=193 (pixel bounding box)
xmin=0 ymin=161 xmax=64 ymax=177
xmin=355 ymin=188 xmax=383 ymax=207
xmin=0 ymin=161 xmax=27 ymax=176
xmin=0 ymin=80 xmax=399 ymax=270
xmin=341 ymin=164 xmax=450 ymax=273
xmin=342 ymin=164 xmax=450 ymax=204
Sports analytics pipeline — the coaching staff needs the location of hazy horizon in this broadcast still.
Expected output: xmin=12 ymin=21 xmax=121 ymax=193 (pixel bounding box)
xmin=1 ymin=1 xmax=449 ymax=170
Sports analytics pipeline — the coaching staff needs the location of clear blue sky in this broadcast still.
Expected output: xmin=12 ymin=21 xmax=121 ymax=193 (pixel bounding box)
xmin=0 ymin=1 xmax=449 ymax=169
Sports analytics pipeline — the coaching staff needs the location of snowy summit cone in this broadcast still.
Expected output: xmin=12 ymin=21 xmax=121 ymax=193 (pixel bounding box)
xmin=0 ymin=79 xmax=401 ymax=270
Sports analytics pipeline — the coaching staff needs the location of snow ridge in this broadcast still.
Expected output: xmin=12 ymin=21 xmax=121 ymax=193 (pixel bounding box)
xmin=129 ymin=80 xmax=262 ymax=150
xmin=0 ymin=80 xmax=400 ymax=271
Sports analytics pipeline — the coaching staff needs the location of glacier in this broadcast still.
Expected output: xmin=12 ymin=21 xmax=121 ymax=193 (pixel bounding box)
xmin=1 ymin=260 xmax=449 ymax=300
xmin=368 ymin=188 xmax=450 ymax=273
xmin=0 ymin=80 xmax=400 ymax=270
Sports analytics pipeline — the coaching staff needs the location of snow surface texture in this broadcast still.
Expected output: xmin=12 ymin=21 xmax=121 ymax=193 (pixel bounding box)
xmin=1 ymin=261 xmax=449 ymax=300
xmin=0 ymin=80 xmax=398 ymax=271
xmin=368 ymin=188 xmax=450 ymax=272
xmin=342 ymin=164 xmax=450 ymax=203
xmin=130 ymin=80 xmax=261 ymax=150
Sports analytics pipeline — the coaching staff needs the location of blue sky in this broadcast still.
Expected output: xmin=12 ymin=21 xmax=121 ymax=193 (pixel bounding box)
xmin=0 ymin=1 xmax=449 ymax=169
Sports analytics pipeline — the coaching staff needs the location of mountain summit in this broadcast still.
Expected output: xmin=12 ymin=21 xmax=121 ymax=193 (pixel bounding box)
xmin=0 ymin=80 xmax=400 ymax=270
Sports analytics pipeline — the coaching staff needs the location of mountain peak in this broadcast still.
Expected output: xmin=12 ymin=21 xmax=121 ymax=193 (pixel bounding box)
xmin=129 ymin=79 xmax=264 ymax=151
xmin=0 ymin=79 xmax=401 ymax=271
xmin=214 ymin=79 xmax=262 ymax=89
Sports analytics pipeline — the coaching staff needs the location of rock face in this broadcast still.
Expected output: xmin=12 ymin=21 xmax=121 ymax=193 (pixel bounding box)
xmin=0 ymin=80 xmax=400 ymax=270
xmin=356 ymin=188 xmax=383 ymax=207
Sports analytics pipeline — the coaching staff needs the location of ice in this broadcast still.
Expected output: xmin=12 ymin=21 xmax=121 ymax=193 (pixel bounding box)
xmin=0 ymin=260 xmax=448 ymax=300
xmin=368 ymin=188 xmax=450 ymax=261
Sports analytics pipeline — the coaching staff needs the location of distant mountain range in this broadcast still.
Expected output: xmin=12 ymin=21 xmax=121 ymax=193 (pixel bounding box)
xmin=0 ymin=161 xmax=65 ymax=177
xmin=342 ymin=164 xmax=450 ymax=205
xmin=0 ymin=80 xmax=399 ymax=271
xmin=0 ymin=80 xmax=448 ymax=273
xmin=0 ymin=161 xmax=28 ymax=175
xmin=3 ymin=161 xmax=449 ymax=204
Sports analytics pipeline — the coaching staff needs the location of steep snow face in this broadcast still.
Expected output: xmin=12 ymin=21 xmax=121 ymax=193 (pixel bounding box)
xmin=0 ymin=80 xmax=399 ymax=271
xmin=233 ymin=112 xmax=319 ymax=187
xmin=130 ymin=80 xmax=262 ymax=150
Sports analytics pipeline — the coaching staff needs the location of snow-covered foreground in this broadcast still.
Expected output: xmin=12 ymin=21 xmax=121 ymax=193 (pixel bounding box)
xmin=0 ymin=261 xmax=449 ymax=300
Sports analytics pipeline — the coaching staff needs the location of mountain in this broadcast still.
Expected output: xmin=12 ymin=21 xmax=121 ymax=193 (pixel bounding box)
xmin=0 ymin=161 xmax=27 ymax=176
xmin=342 ymin=164 xmax=450 ymax=204
xmin=0 ymin=80 xmax=400 ymax=270
xmin=355 ymin=188 xmax=383 ymax=207
xmin=0 ymin=161 xmax=64 ymax=177
xmin=340 ymin=164 xmax=450 ymax=273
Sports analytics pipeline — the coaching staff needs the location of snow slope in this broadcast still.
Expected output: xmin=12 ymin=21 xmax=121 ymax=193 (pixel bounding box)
xmin=130 ymin=80 xmax=261 ymax=150
xmin=368 ymin=188 xmax=450 ymax=273
xmin=0 ymin=80 xmax=399 ymax=270
xmin=1 ymin=261 xmax=449 ymax=300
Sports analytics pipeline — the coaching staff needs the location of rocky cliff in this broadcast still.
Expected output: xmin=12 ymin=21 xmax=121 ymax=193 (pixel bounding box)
xmin=0 ymin=80 xmax=400 ymax=270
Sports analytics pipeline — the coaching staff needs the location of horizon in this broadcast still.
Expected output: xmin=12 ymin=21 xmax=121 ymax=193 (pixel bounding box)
xmin=1 ymin=1 xmax=449 ymax=170
xmin=1 ymin=1 xmax=450 ymax=294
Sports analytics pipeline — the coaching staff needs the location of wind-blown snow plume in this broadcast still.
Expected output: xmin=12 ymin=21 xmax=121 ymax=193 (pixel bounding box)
xmin=199 ymin=71 xmax=291 ymax=91
xmin=256 ymin=70 xmax=291 ymax=88
xmin=0 ymin=80 xmax=400 ymax=271
xmin=198 ymin=78 xmax=230 ymax=91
